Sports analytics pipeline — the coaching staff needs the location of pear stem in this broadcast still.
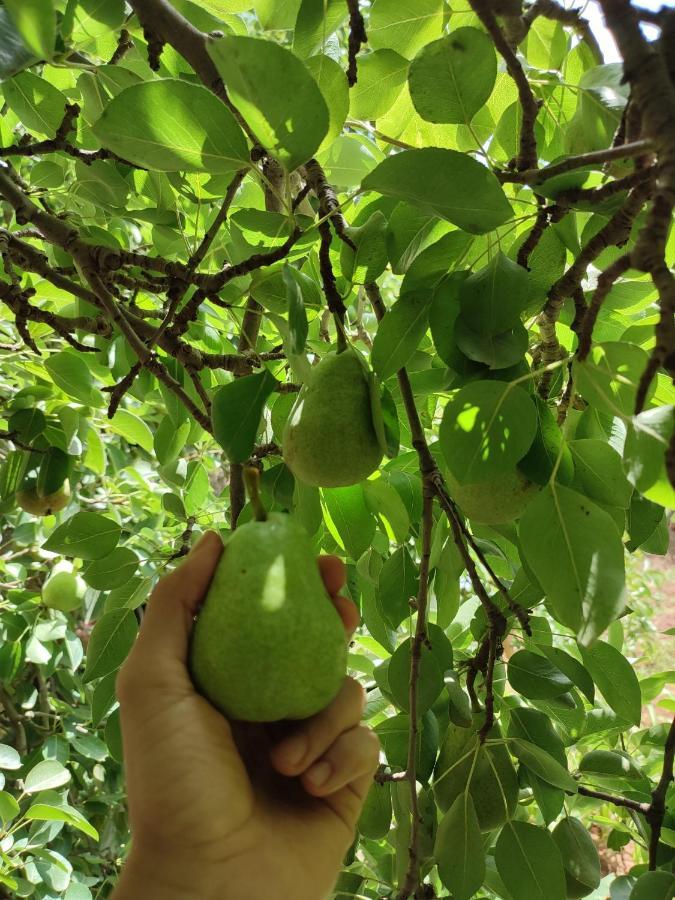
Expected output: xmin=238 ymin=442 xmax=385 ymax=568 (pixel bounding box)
xmin=334 ymin=314 xmax=348 ymax=353
xmin=243 ymin=467 xmax=267 ymax=521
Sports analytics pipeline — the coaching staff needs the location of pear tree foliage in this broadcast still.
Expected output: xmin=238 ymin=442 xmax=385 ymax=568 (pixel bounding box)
xmin=0 ymin=0 xmax=674 ymax=898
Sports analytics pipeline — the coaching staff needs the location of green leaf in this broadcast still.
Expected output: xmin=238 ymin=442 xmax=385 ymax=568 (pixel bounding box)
xmin=459 ymin=252 xmax=532 ymax=335
xmin=0 ymin=7 xmax=38 ymax=79
xmin=212 ymin=370 xmax=278 ymax=464
xmin=37 ymin=447 xmax=71 ymax=496
xmin=154 ymin=417 xmax=191 ymax=466
xmin=377 ymin=546 xmax=418 ymax=629
xmin=43 ymin=511 xmax=121 ymax=560
xmin=629 ymin=871 xmax=675 ymax=900
xmin=2 ymin=71 xmax=66 ymax=137
xmin=104 ymin=708 xmax=124 ymax=763
xmin=363 ymin=478 xmax=409 ymax=542
xmin=8 ymin=407 xmax=46 ymax=444
xmin=340 ymin=211 xmax=389 ymax=284
xmin=323 ymin=484 xmax=375 ymax=560
xmin=83 ymin=548 xmax=139 ymax=591
xmin=376 ymin=711 xmax=438 ymax=781
xmin=91 ymin=672 xmax=117 ymax=727
xmin=578 ymin=749 xmax=645 ymax=783
xmin=539 ymin=646 xmax=595 ymax=703
xmin=70 ymin=0 xmax=125 ymax=51
xmin=83 ymin=609 xmax=138 ymax=682
xmin=283 ymin=263 xmax=308 ymax=355
xmin=508 ymin=738 xmax=577 ymax=792
xmin=105 ymin=410 xmax=153 ymax=454
xmin=363 ymin=148 xmax=513 ymax=234
xmin=387 ymin=636 xmax=444 ymax=714
xmin=519 ymin=397 xmax=575 ymax=486
xmin=0 ymin=743 xmax=21 ymax=770
xmin=508 ymin=649 xmax=573 ymax=700
xmin=623 ymin=405 xmax=675 ymax=508
xmin=208 ymin=35 xmax=329 ymax=170
xmin=519 ymin=485 xmax=627 ymax=644
xmin=293 ymin=0 xmax=347 ymax=57
xmin=409 ymin=28 xmax=497 ymax=124
xmin=44 ymin=350 xmax=103 ymax=407
xmin=25 ymin=803 xmax=99 ymax=840
xmin=24 ymin=760 xmax=70 ymax=793
xmin=435 ymin=793 xmax=485 ymax=900
xmin=454 ymin=317 xmax=528 ymax=370
xmin=0 ymin=449 xmax=29 ymax=500
xmin=371 ymin=290 xmax=434 ymax=379
xmin=93 ymin=80 xmax=249 ymax=173
xmin=579 ymin=640 xmax=641 ymax=726
xmin=369 ymin=0 xmax=444 ymax=57
xmin=304 ymin=54 xmax=349 ymax=150
xmin=569 ymin=439 xmax=633 ymax=508
xmin=3 ymin=0 xmax=54 ymax=61
xmin=350 ymin=49 xmax=409 ymax=120
xmin=0 ymin=791 xmax=20 ymax=825
xmin=552 ymin=817 xmax=601 ymax=897
xmin=573 ymin=341 xmax=653 ymax=418
xmin=495 ymin=821 xmax=566 ymax=900
xmin=439 ymin=381 xmax=537 ymax=483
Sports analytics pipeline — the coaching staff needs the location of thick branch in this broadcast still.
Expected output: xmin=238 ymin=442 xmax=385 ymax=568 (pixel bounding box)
xmin=497 ymin=139 xmax=653 ymax=184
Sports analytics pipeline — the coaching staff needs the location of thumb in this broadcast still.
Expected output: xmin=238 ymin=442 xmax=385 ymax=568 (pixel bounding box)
xmin=134 ymin=530 xmax=223 ymax=668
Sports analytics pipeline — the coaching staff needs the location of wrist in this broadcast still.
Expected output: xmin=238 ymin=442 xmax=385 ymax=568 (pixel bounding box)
xmin=112 ymin=848 xmax=216 ymax=900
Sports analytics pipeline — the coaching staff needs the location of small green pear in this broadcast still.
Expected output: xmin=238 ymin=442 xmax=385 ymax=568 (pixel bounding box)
xmin=433 ymin=714 xmax=519 ymax=832
xmin=16 ymin=478 xmax=70 ymax=516
xmin=446 ymin=468 xmax=538 ymax=525
xmin=42 ymin=566 xmax=86 ymax=611
xmin=282 ymin=349 xmax=383 ymax=487
xmin=189 ymin=499 xmax=347 ymax=721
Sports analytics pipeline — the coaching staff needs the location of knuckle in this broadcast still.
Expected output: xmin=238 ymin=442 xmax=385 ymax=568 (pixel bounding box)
xmin=361 ymin=727 xmax=381 ymax=765
xmin=344 ymin=676 xmax=366 ymax=710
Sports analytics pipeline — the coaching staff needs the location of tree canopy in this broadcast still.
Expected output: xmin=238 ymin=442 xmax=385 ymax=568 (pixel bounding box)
xmin=0 ymin=0 xmax=674 ymax=898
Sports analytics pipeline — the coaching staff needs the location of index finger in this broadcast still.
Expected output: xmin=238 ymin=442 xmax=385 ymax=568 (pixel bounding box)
xmin=318 ymin=555 xmax=359 ymax=638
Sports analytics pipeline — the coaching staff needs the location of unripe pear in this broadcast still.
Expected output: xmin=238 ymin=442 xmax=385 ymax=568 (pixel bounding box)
xmin=42 ymin=566 xmax=86 ymax=611
xmin=282 ymin=349 xmax=383 ymax=487
xmin=189 ymin=511 xmax=347 ymax=721
xmin=16 ymin=479 xmax=70 ymax=516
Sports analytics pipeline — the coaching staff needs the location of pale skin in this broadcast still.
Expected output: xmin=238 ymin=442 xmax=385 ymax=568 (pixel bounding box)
xmin=111 ymin=530 xmax=380 ymax=900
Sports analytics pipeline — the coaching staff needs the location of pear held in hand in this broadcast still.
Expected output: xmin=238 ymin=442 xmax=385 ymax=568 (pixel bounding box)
xmin=189 ymin=472 xmax=348 ymax=721
xmin=282 ymin=348 xmax=383 ymax=487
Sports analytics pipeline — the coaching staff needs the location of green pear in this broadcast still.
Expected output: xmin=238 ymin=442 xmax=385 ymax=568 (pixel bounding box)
xmin=446 ymin=468 xmax=538 ymax=525
xmin=42 ymin=566 xmax=86 ymax=611
xmin=16 ymin=478 xmax=70 ymax=516
xmin=433 ymin=716 xmax=519 ymax=831
xmin=189 ymin=512 xmax=347 ymax=721
xmin=282 ymin=349 xmax=383 ymax=487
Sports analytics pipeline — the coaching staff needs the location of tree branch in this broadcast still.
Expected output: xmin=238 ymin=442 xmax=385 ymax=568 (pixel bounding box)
xmin=469 ymin=0 xmax=540 ymax=169
xmin=646 ymin=715 xmax=675 ymax=868
xmin=398 ymin=486 xmax=434 ymax=900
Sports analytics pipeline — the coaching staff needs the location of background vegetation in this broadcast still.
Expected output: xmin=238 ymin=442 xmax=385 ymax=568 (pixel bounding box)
xmin=0 ymin=0 xmax=673 ymax=898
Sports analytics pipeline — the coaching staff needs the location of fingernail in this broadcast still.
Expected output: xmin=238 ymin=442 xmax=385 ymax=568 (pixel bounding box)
xmin=279 ymin=734 xmax=308 ymax=768
xmin=306 ymin=760 xmax=332 ymax=789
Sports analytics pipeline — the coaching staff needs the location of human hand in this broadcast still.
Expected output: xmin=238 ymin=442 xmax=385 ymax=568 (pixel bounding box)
xmin=112 ymin=531 xmax=379 ymax=900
